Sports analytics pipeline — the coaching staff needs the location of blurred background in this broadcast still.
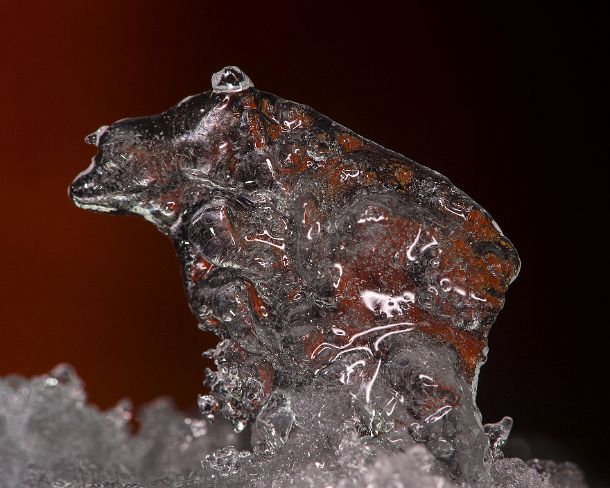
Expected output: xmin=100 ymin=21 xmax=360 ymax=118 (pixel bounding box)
xmin=0 ymin=2 xmax=606 ymax=485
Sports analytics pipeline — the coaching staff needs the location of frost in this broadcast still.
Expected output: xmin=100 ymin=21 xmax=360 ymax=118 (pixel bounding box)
xmin=0 ymin=367 xmax=588 ymax=488
xmin=0 ymin=365 xmax=244 ymax=487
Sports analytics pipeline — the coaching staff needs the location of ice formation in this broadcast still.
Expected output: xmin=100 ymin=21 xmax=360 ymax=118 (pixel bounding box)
xmin=1 ymin=67 xmax=589 ymax=487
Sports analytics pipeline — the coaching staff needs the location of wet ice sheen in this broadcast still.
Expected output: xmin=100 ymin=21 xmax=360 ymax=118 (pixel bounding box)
xmin=0 ymin=67 xmax=588 ymax=487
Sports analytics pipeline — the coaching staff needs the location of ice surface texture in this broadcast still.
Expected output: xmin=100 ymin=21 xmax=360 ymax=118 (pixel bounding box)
xmin=50 ymin=66 xmax=583 ymax=486
xmin=0 ymin=365 xmax=245 ymax=487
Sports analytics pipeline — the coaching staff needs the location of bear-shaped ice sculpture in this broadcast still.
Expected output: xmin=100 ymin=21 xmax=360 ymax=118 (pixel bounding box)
xmin=70 ymin=66 xmax=520 ymax=482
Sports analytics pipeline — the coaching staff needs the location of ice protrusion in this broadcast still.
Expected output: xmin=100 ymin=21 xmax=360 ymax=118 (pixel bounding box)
xmin=251 ymin=391 xmax=295 ymax=453
xmin=484 ymin=416 xmax=513 ymax=460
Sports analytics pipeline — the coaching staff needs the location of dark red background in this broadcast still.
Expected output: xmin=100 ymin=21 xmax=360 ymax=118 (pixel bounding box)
xmin=1 ymin=2 xmax=605 ymax=485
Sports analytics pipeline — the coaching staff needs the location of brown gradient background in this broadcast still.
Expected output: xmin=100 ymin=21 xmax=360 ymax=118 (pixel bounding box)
xmin=1 ymin=2 xmax=606 ymax=485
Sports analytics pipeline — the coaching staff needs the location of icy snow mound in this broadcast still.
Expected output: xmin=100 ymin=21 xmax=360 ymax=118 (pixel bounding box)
xmin=0 ymin=366 xmax=587 ymax=488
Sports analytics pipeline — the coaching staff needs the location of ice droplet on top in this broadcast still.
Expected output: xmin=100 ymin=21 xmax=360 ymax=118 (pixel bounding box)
xmin=211 ymin=66 xmax=254 ymax=93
